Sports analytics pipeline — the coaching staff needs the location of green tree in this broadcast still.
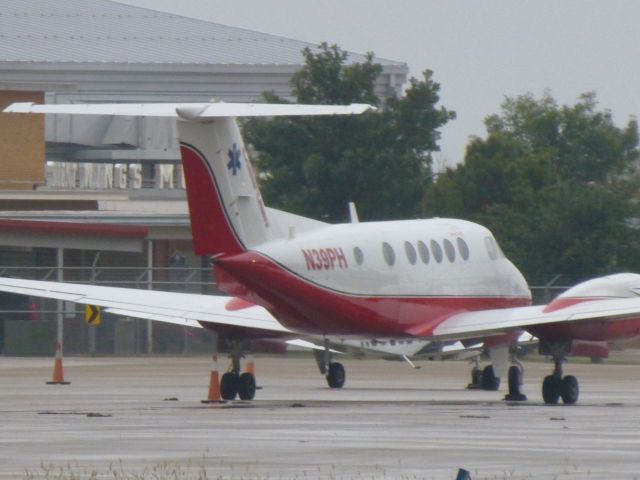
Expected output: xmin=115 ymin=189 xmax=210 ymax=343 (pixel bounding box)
xmin=243 ymin=43 xmax=455 ymax=222
xmin=424 ymin=92 xmax=640 ymax=278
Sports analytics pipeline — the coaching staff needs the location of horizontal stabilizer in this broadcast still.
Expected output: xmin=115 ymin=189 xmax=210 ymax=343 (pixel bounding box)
xmin=4 ymin=102 xmax=374 ymax=120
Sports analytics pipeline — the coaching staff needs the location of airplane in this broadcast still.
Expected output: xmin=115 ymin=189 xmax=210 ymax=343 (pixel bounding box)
xmin=3 ymin=100 xmax=640 ymax=406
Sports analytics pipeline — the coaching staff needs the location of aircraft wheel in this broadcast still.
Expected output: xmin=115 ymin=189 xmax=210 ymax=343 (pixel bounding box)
xmin=471 ymin=367 xmax=482 ymax=387
xmin=560 ymin=375 xmax=579 ymax=405
xmin=238 ymin=372 xmax=256 ymax=400
xmin=507 ymin=365 xmax=522 ymax=395
xmin=505 ymin=365 xmax=527 ymax=401
xmin=220 ymin=372 xmax=240 ymax=400
xmin=542 ymin=375 xmax=561 ymax=404
xmin=326 ymin=362 xmax=346 ymax=389
xmin=481 ymin=365 xmax=500 ymax=391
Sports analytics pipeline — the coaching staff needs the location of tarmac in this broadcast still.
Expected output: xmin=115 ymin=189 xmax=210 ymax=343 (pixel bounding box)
xmin=1 ymin=354 xmax=640 ymax=479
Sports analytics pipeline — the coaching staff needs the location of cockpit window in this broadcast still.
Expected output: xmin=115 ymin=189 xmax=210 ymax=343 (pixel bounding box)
xmin=404 ymin=241 xmax=417 ymax=265
xmin=430 ymin=240 xmax=443 ymax=263
xmin=382 ymin=242 xmax=395 ymax=266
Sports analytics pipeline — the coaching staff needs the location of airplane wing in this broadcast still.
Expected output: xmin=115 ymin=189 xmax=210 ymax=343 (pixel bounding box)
xmin=0 ymin=277 xmax=291 ymax=335
xmin=4 ymin=275 xmax=638 ymax=345
xmin=424 ymin=297 xmax=640 ymax=340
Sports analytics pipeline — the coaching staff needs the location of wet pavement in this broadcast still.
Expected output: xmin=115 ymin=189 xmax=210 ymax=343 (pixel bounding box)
xmin=1 ymin=355 xmax=639 ymax=479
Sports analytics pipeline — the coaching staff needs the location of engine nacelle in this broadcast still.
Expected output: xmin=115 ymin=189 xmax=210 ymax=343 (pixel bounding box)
xmin=544 ymin=273 xmax=640 ymax=313
xmin=530 ymin=273 xmax=640 ymax=342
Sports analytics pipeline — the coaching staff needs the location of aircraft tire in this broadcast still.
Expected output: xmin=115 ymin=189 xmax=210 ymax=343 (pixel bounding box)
xmin=238 ymin=372 xmax=257 ymax=400
xmin=480 ymin=365 xmax=500 ymax=391
xmin=471 ymin=367 xmax=482 ymax=387
xmin=542 ymin=375 xmax=561 ymax=404
xmin=507 ymin=365 xmax=522 ymax=395
xmin=560 ymin=375 xmax=579 ymax=404
xmin=326 ymin=362 xmax=346 ymax=389
xmin=220 ymin=372 xmax=239 ymax=400
xmin=504 ymin=365 xmax=527 ymax=401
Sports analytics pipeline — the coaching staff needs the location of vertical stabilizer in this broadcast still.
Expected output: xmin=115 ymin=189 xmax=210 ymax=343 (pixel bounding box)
xmin=178 ymin=118 xmax=273 ymax=256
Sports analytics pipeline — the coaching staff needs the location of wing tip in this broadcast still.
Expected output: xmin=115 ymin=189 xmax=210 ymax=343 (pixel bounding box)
xmin=3 ymin=102 xmax=35 ymax=113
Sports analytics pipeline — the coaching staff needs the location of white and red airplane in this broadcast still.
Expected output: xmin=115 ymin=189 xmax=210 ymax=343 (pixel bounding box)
xmin=2 ymin=101 xmax=640 ymax=405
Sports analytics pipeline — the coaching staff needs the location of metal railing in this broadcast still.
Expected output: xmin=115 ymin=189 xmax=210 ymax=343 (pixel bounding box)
xmin=0 ymin=266 xmax=599 ymax=300
xmin=0 ymin=265 xmax=599 ymax=311
xmin=0 ymin=266 xmax=218 ymax=292
xmin=0 ymin=268 xmax=607 ymax=356
xmin=0 ymin=266 xmax=220 ymax=356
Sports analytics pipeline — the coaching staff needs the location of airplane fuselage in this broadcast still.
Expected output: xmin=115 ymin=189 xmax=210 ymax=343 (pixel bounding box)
xmin=215 ymin=217 xmax=532 ymax=336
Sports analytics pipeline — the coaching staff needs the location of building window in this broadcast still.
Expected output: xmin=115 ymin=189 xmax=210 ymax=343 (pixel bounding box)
xmin=443 ymin=239 xmax=456 ymax=262
xmin=457 ymin=237 xmax=470 ymax=261
xmin=353 ymin=246 xmax=364 ymax=265
xmin=382 ymin=242 xmax=395 ymax=266
xmin=417 ymin=240 xmax=430 ymax=264
xmin=404 ymin=241 xmax=417 ymax=265
xmin=430 ymin=240 xmax=443 ymax=263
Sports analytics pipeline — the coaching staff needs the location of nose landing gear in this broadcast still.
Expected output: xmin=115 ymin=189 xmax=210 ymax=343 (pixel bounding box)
xmin=314 ymin=339 xmax=345 ymax=389
xmin=540 ymin=341 xmax=579 ymax=405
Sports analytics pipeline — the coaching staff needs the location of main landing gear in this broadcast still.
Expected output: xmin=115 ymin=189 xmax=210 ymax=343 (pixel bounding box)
xmin=540 ymin=342 xmax=579 ymax=405
xmin=468 ymin=341 xmax=580 ymax=405
xmin=468 ymin=345 xmax=527 ymax=401
xmin=468 ymin=358 xmax=500 ymax=391
xmin=314 ymin=339 xmax=345 ymax=389
xmin=219 ymin=340 xmax=257 ymax=401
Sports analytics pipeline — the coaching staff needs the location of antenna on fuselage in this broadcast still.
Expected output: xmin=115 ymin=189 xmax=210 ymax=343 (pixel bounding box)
xmin=348 ymin=202 xmax=360 ymax=224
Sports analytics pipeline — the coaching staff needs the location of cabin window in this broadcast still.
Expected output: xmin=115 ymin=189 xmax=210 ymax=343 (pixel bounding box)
xmin=484 ymin=236 xmax=498 ymax=260
xmin=417 ymin=240 xmax=430 ymax=264
xmin=457 ymin=237 xmax=470 ymax=261
xmin=404 ymin=241 xmax=417 ymax=265
xmin=353 ymin=246 xmax=364 ymax=265
xmin=443 ymin=239 xmax=456 ymax=262
xmin=430 ymin=240 xmax=443 ymax=263
xmin=382 ymin=242 xmax=396 ymax=266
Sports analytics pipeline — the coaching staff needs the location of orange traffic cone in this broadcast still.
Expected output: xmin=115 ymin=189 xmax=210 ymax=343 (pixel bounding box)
xmin=46 ymin=342 xmax=70 ymax=385
xmin=201 ymin=353 xmax=222 ymax=403
xmin=244 ymin=354 xmax=255 ymax=376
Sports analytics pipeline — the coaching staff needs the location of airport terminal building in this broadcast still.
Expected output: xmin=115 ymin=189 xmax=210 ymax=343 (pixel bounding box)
xmin=0 ymin=0 xmax=409 ymax=354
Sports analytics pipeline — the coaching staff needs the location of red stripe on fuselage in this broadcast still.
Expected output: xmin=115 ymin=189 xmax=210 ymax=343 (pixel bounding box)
xmin=180 ymin=143 xmax=245 ymax=256
xmin=542 ymin=296 xmax=607 ymax=313
xmin=215 ymin=251 xmax=531 ymax=336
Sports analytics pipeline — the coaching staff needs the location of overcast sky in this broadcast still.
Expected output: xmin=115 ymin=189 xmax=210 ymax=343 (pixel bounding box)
xmin=121 ymin=0 xmax=640 ymax=167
